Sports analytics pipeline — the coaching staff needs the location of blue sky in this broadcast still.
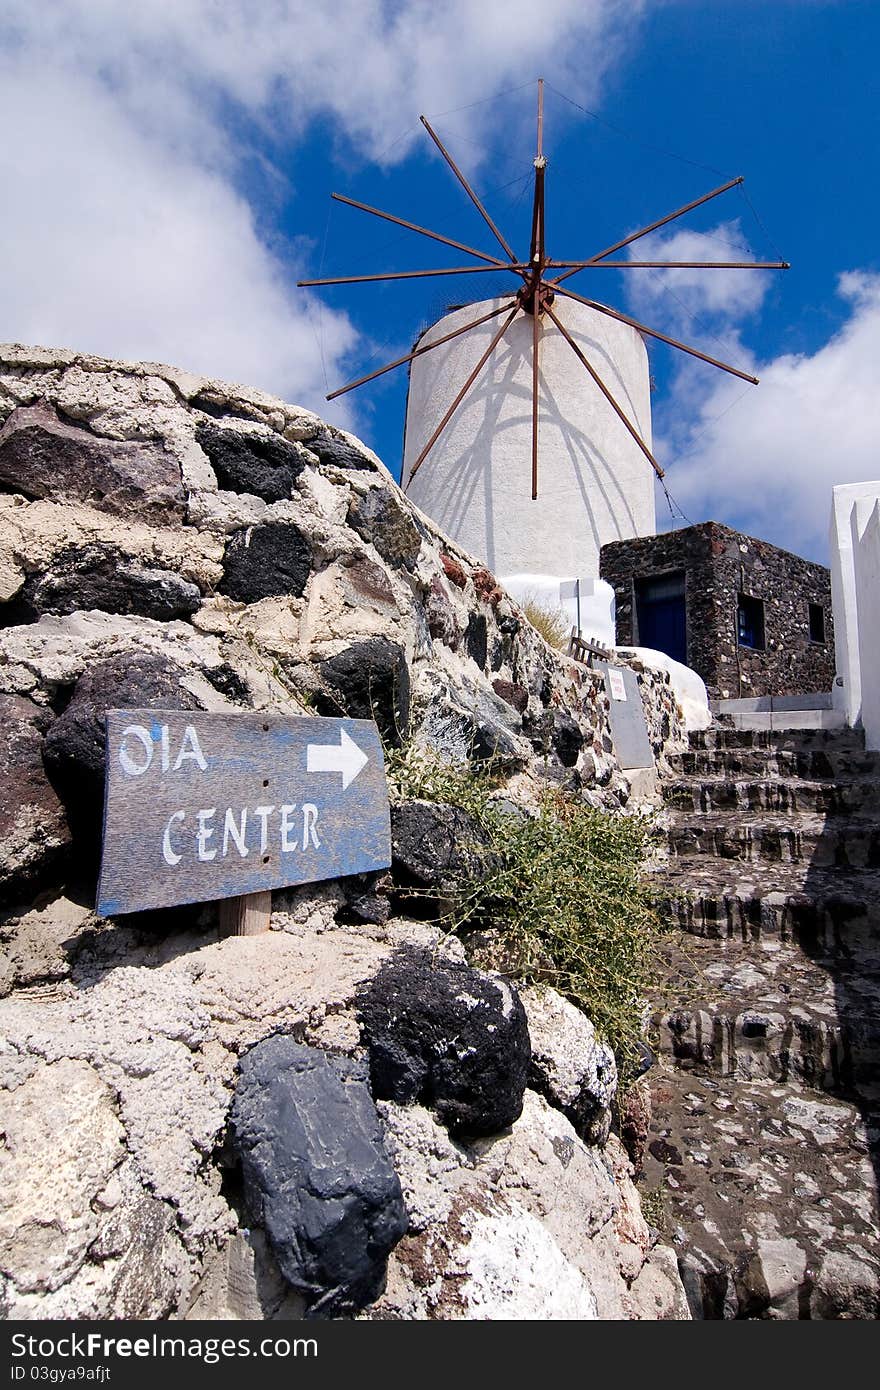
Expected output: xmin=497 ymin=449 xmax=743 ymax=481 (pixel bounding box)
xmin=1 ymin=1 xmax=877 ymax=561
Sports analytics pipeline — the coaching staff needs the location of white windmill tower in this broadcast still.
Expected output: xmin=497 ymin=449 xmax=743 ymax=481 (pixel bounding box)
xmin=300 ymin=82 xmax=785 ymax=642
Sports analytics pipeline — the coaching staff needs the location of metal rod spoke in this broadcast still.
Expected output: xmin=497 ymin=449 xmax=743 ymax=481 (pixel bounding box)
xmin=548 ymin=259 xmax=789 ymax=270
xmin=420 ymin=115 xmax=519 ymax=264
xmin=529 ymin=163 xmax=547 ymax=268
xmin=326 ymin=301 xmax=518 ymax=401
xmin=532 ymin=302 xmax=540 ymax=499
xmin=298 ymin=264 xmax=529 ymax=287
xmin=552 ymin=284 xmax=759 ymax=384
xmin=544 ymin=304 xmax=665 ymax=479
xmin=331 ymin=193 xmax=508 ymax=267
xmin=550 ymin=175 xmax=745 ymax=286
xmin=407 ymin=307 xmax=520 ymax=484
xmin=530 ymin=81 xmax=547 ymax=275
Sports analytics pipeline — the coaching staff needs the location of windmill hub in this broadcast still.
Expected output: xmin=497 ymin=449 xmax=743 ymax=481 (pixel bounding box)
xmin=517 ymin=280 xmax=554 ymax=317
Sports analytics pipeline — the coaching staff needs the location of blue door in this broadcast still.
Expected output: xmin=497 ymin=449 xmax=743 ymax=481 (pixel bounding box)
xmin=635 ymin=572 xmax=687 ymax=665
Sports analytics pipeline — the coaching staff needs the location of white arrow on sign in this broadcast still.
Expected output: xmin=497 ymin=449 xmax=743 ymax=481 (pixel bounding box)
xmin=306 ymin=727 xmax=369 ymax=789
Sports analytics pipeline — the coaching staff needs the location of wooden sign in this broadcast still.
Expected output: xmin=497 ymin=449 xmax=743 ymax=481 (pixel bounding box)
xmin=96 ymin=710 xmax=391 ymax=917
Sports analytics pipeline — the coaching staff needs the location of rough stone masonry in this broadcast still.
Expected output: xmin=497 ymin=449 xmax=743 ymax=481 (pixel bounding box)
xmin=0 ymin=344 xmax=690 ymax=1321
xmin=601 ymin=522 xmax=834 ymax=702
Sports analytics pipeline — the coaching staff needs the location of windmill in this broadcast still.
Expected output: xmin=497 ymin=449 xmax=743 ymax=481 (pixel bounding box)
xmin=298 ymin=81 xmax=787 ymax=584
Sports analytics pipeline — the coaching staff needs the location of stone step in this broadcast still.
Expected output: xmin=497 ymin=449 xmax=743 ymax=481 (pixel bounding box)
xmin=688 ymin=726 xmax=866 ymax=753
xmin=652 ymin=861 xmax=880 ymax=947
xmin=663 ymin=775 xmax=880 ymax=815
xmin=661 ymin=813 xmax=880 ymax=868
xmin=666 ymin=746 xmax=880 ymax=780
xmin=654 ymin=937 xmax=880 ymax=1095
xmin=647 ymin=716 xmax=880 ymax=1319
xmin=714 ymin=711 xmax=848 ymax=734
xmin=643 ymin=1067 xmax=880 ymax=1319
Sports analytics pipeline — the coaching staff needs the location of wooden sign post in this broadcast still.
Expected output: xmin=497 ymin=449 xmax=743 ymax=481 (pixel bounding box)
xmin=96 ymin=711 xmax=392 ymax=932
xmin=219 ymin=890 xmax=273 ymax=938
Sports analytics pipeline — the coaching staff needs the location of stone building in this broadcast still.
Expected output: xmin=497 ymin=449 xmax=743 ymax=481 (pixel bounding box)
xmin=600 ymin=521 xmax=834 ymax=701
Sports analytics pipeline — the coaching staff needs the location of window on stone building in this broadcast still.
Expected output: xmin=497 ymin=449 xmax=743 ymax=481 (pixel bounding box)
xmin=737 ymin=594 xmax=765 ymax=650
xmin=809 ymin=603 xmax=826 ymax=644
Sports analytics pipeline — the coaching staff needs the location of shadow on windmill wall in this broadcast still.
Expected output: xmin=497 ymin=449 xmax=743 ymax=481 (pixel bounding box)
xmin=403 ymin=299 xmax=655 ymax=577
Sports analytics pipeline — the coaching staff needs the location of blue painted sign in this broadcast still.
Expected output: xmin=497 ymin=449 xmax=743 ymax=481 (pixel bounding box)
xmin=96 ymin=710 xmax=391 ymax=917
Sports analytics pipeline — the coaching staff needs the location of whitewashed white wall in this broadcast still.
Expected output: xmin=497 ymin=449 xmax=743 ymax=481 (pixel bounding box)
xmin=501 ymin=573 xmax=616 ymax=646
xmin=853 ymin=500 xmax=880 ymax=751
xmin=829 ymin=480 xmax=880 ymax=747
xmin=403 ymin=296 xmax=655 ymax=578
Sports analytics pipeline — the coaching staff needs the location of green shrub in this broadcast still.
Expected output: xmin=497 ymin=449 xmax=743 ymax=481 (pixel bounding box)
xmin=471 ymin=795 xmax=658 ymax=1084
xmin=384 ymin=741 xmax=659 ymax=1085
xmin=384 ymin=740 xmax=498 ymax=818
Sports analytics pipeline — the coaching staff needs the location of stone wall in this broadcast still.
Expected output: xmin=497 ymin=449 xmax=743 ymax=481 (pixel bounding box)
xmin=600 ymin=522 xmax=834 ymax=703
xmin=0 ymin=344 xmax=688 ymax=1322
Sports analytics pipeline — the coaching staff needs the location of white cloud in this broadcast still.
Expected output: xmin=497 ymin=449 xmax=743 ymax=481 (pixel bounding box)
xmin=625 ymin=220 xmax=771 ymax=327
xmin=0 ymin=0 xmax=868 ymax=556
xmin=0 ymin=1 xmax=649 ymax=424
xmin=0 ymin=61 xmax=358 ymax=416
xmin=658 ymin=272 xmax=880 ymax=562
xmin=0 ymin=2 xmax=647 ymax=164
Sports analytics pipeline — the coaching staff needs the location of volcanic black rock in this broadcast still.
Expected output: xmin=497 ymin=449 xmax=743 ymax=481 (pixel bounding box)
xmin=469 ymin=716 xmax=524 ymax=766
xmin=196 ymin=423 xmax=305 ymax=502
xmin=390 ymin=799 xmax=494 ymax=910
xmin=18 ymin=548 xmax=201 ymax=622
xmin=307 ymin=429 xmax=378 ymax=472
xmin=230 ymin=1037 xmax=407 ymax=1318
xmin=218 ymin=522 xmax=312 ymax=602
xmin=347 ymin=486 xmax=422 ymax=571
xmin=203 ymin=663 xmax=251 ymax=705
xmin=0 ymin=695 xmax=71 ymax=905
xmin=551 ymin=710 xmax=585 ymax=768
xmin=358 ymin=945 xmax=531 ymax=1136
xmin=314 ymin=637 xmax=410 ymax=744
xmin=464 ymin=613 xmax=488 ymax=670
xmin=43 ymin=652 xmax=202 ymax=853
xmin=528 ymin=708 xmax=585 ymax=768
xmin=0 ymin=404 xmax=185 ymax=522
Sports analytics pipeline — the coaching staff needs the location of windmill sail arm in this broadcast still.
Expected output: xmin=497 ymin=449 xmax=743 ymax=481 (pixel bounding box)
xmin=298 ymin=264 xmax=529 ymax=286
xmin=529 ymin=79 xmax=547 ymax=270
xmin=406 ymin=306 xmax=521 ymax=484
xmin=550 ymin=174 xmax=745 ymax=286
xmin=326 ymin=300 xmax=519 ymax=401
xmin=331 ymin=193 xmax=509 ymax=267
xmin=531 ymin=297 xmax=540 ymax=499
xmin=529 ymin=163 xmax=547 ymax=269
xmin=551 ymin=284 xmax=759 ymax=384
xmin=419 ymin=115 xmax=521 ymax=268
xmin=548 ymin=258 xmax=788 ymax=270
